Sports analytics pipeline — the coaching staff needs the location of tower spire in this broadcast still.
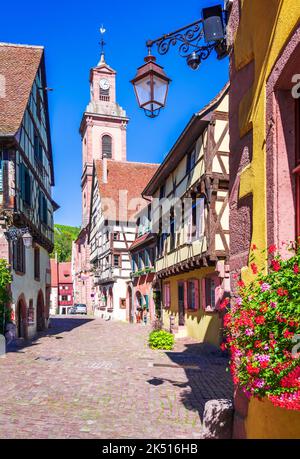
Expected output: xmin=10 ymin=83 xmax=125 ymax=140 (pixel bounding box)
xmin=98 ymin=25 xmax=106 ymax=65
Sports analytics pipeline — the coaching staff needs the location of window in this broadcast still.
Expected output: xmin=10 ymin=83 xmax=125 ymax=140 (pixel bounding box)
xmin=205 ymin=278 xmax=216 ymax=311
xmin=113 ymin=232 xmax=119 ymax=241
xmin=186 ymin=148 xmax=196 ymax=174
xmin=132 ymin=255 xmax=137 ymax=272
xmin=39 ymin=192 xmax=48 ymax=225
xmin=100 ymin=87 xmax=110 ymax=101
xmin=144 ymin=249 xmax=150 ymax=268
xmin=61 ymin=295 xmax=68 ymax=302
xmin=36 ymin=88 xmax=42 ymax=121
xmin=13 ymin=238 xmax=25 ymax=274
xmin=159 ymin=184 xmax=165 ymax=199
xmin=163 ymin=283 xmax=170 ymax=308
xmin=170 ymin=207 xmax=175 ymax=251
xmin=102 ymin=135 xmax=112 ymax=159
xmin=34 ymin=134 xmax=43 ymax=167
xmin=114 ymin=255 xmax=120 ymax=267
xmin=187 ymin=280 xmax=199 ymax=310
xmin=187 ymin=196 xmax=205 ymax=243
xmin=34 ymin=246 xmax=40 ymax=280
xmin=138 ymin=252 xmax=143 ymax=270
xmin=20 ymin=164 xmax=31 ymax=207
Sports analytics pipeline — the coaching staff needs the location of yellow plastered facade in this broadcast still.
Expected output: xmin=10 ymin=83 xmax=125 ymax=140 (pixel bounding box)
xmin=162 ymin=269 xmax=222 ymax=346
xmin=234 ymin=0 xmax=300 ymax=437
xmin=235 ymin=0 xmax=300 ymax=279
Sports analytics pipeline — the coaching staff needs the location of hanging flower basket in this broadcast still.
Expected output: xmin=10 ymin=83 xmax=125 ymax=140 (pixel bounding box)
xmin=222 ymin=242 xmax=300 ymax=411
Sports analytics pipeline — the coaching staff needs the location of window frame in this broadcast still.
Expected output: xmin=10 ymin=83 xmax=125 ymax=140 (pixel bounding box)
xmin=163 ymin=282 xmax=171 ymax=309
xmin=102 ymin=135 xmax=112 ymax=159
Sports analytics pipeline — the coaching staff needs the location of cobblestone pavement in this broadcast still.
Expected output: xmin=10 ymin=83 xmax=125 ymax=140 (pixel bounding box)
xmin=0 ymin=317 xmax=233 ymax=439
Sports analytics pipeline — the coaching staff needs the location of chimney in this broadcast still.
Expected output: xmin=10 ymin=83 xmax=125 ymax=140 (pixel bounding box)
xmin=102 ymin=154 xmax=108 ymax=184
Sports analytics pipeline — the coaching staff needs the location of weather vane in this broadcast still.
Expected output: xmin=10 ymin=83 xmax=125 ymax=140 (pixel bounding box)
xmin=100 ymin=25 xmax=106 ymax=56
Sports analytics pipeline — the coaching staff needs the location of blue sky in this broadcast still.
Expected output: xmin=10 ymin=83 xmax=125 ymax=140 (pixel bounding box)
xmin=2 ymin=0 xmax=228 ymax=227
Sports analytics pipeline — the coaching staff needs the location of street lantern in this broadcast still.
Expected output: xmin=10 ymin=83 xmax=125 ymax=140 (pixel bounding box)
xmin=133 ymin=4 xmax=228 ymax=118
xmin=131 ymin=53 xmax=171 ymax=118
xmin=22 ymin=232 xmax=33 ymax=249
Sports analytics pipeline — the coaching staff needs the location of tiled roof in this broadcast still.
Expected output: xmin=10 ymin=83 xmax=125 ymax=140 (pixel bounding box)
xmin=94 ymin=160 xmax=159 ymax=222
xmin=0 ymin=43 xmax=43 ymax=136
xmin=130 ymin=232 xmax=154 ymax=251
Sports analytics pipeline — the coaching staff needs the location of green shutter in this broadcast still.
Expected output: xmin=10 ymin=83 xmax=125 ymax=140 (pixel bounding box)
xmin=20 ymin=163 xmax=25 ymax=199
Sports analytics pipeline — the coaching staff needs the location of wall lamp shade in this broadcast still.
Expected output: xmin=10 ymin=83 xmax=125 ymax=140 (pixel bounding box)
xmin=22 ymin=232 xmax=33 ymax=249
xmin=131 ymin=55 xmax=171 ymax=118
xmin=202 ymin=4 xmax=225 ymax=43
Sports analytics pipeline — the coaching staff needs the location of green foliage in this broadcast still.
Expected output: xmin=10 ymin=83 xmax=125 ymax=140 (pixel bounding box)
xmin=51 ymin=224 xmax=80 ymax=262
xmin=0 ymin=259 xmax=12 ymax=334
xmin=149 ymin=330 xmax=174 ymax=350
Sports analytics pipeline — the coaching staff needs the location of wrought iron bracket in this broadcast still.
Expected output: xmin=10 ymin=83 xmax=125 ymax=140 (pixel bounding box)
xmin=4 ymin=227 xmax=29 ymax=242
xmin=146 ymin=17 xmax=228 ymax=66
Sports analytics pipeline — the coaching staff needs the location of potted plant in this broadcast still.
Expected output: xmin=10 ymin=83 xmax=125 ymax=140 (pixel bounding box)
xmin=222 ymin=242 xmax=300 ymax=411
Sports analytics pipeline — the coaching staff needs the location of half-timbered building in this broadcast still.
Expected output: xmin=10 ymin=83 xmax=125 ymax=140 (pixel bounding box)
xmin=89 ymin=159 xmax=158 ymax=321
xmin=128 ymin=204 xmax=157 ymax=325
xmin=142 ymin=84 xmax=230 ymax=344
xmin=0 ymin=43 xmax=57 ymax=339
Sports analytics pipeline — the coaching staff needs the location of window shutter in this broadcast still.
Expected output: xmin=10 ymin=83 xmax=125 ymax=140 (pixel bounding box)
xmin=194 ymin=280 xmax=199 ymax=310
xmin=201 ymin=278 xmax=206 ymax=310
xmin=197 ymin=198 xmax=205 ymax=238
xmin=187 ymin=207 xmax=193 ymax=244
xmin=39 ymin=192 xmax=43 ymax=220
xmin=184 ymin=281 xmax=188 ymax=310
xmin=20 ymin=163 xmax=25 ymax=199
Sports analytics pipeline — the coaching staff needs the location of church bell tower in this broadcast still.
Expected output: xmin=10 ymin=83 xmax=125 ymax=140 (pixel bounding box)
xmin=80 ymin=29 xmax=129 ymax=227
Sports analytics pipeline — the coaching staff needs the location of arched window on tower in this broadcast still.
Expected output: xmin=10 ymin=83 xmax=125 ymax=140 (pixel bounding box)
xmin=102 ymin=135 xmax=112 ymax=159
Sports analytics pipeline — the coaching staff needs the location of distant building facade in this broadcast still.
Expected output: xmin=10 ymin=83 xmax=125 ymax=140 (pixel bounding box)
xmin=0 ymin=43 xmax=58 ymax=339
xmin=50 ymin=259 xmax=73 ymax=315
xmin=128 ymin=205 xmax=157 ymax=325
xmin=89 ymin=160 xmax=158 ymax=321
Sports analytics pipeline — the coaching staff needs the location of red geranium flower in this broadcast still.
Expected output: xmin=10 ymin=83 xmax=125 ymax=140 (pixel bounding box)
xmin=237 ymin=280 xmax=245 ymax=288
xmin=271 ymin=259 xmax=281 ymax=272
xmin=283 ymin=330 xmax=294 ymax=339
xmin=294 ymin=264 xmax=299 ymax=274
xmin=255 ymin=316 xmax=265 ymax=325
xmin=268 ymin=245 xmax=277 ymax=254
xmin=246 ymin=364 xmax=260 ymax=376
xmin=251 ymin=263 xmax=258 ymax=274
xmin=277 ymin=288 xmax=289 ymax=297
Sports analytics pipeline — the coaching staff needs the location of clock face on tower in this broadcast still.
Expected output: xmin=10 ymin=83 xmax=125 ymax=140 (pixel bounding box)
xmin=99 ymin=78 xmax=110 ymax=90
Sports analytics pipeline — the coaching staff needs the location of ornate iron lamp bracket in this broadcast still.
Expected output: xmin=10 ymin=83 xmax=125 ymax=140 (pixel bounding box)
xmin=4 ymin=227 xmax=29 ymax=242
xmin=146 ymin=15 xmax=228 ymax=67
xmin=146 ymin=19 xmax=218 ymax=62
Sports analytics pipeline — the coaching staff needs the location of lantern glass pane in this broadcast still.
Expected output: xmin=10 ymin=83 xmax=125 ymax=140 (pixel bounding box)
xmin=153 ymin=76 xmax=168 ymax=107
xmin=134 ymin=76 xmax=152 ymax=108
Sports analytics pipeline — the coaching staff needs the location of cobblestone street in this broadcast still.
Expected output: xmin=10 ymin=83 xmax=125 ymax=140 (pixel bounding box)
xmin=0 ymin=317 xmax=233 ymax=439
